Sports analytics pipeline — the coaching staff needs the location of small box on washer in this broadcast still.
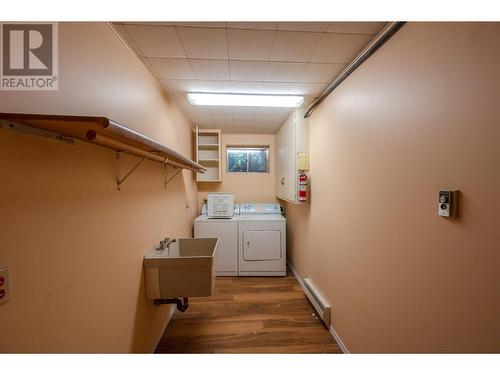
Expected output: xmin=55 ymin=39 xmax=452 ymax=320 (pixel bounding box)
xmin=207 ymin=192 xmax=234 ymax=218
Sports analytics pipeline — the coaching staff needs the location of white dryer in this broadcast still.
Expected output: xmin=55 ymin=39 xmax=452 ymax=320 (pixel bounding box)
xmin=238 ymin=203 xmax=286 ymax=276
xmin=194 ymin=204 xmax=239 ymax=276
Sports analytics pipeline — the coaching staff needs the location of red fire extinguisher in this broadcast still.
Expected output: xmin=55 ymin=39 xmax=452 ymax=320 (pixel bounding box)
xmin=298 ymin=171 xmax=308 ymax=203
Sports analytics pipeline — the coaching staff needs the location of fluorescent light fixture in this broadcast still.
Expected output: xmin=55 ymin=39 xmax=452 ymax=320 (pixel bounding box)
xmin=187 ymin=93 xmax=304 ymax=108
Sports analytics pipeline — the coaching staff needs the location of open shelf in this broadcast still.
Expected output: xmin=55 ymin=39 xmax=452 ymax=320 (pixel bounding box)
xmin=197 ymin=167 xmax=221 ymax=182
xmin=0 ymin=112 xmax=206 ymax=173
xmin=198 ymin=143 xmax=219 ymax=149
xmin=195 ymin=126 xmax=221 ymax=182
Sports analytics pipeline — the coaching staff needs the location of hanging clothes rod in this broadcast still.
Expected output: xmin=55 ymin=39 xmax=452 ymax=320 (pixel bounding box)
xmin=0 ymin=112 xmax=206 ymax=173
xmin=304 ymin=22 xmax=406 ymax=118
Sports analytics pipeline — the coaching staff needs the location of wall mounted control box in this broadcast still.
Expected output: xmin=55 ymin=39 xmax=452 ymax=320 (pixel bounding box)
xmin=438 ymin=190 xmax=458 ymax=218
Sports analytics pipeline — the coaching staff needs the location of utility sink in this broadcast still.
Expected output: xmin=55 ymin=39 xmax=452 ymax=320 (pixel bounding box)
xmin=143 ymin=238 xmax=218 ymax=300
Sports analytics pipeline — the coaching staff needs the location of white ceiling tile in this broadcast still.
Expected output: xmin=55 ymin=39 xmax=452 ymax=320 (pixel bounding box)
xmin=269 ymin=31 xmax=323 ymax=62
xmin=185 ymin=106 xmax=210 ymax=117
xmin=211 ymin=115 xmax=233 ymax=126
xmin=277 ymin=22 xmax=330 ymax=32
xmin=208 ymin=106 xmax=234 ymax=115
xmin=227 ymin=22 xmax=278 ymax=30
xmin=260 ymin=82 xmax=298 ymax=94
xmin=231 ymin=122 xmax=255 ymax=130
xmin=264 ymin=62 xmax=306 ymax=82
xmin=274 ymin=113 xmax=290 ymax=123
xmin=161 ymin=79 xmax=199 ymax=92
xmin=229 ymin=125 xmax=270 ymax=134
xmin=253 ymin=121 xmax=279 ymax=133
xmin=226 ymin=126 xmax=247 ymax=133
xmin=252 ymin=122 xmax=281 ymax=133
xmin=255 ymin=107 xmax=289 ymax=115
xmin=177 ymin=27 xmax=228 ymax=59
xmin=293 ymin=82 xmax=327 ymax=96
xmin=147 ymin=58 xmax=194 ymax=79
xmin=230 ymin=81 xmax=263 ymax=94
xmin=115 ymin=22 xmax=384 ymax=134
xmin=232 ymin=107 xmax=257 ymax=116
xmin=123 ymin=25 xmax=185 ymax=58
xmin=298 ymin=63 xmax=346 ymax=83
xmin=189 ymin=59 xmax=229 ymax=80
xmin=220 ymin=125 xmax=235 ymax=132
xmin=228 ymin=29 xmax=276 ymax=60
xmin=254 ymin=113 xmax=278 ymax=122
xmin=229 ymin=61 xmax=268 ymax=81
xmin=196 ymin=80 xmax=232 ymax=92
xmin=232 ymin=114 xmax=255 ymax=123
xmin=310 ymin=33 xmax=374 ymax=63
xmin=327 ymin=22 xmax=387 ymax=35
xmin=174 ymin=22 xmax=226 ymax=28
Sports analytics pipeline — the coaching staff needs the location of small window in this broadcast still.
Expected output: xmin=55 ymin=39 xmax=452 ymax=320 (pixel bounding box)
xmin=227 ymin=147 xmax=269 ymax=173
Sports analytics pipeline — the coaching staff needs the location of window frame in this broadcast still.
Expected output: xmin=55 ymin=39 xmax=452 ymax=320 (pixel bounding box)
xmin=226 ymin=146 xmax=270 ymax=174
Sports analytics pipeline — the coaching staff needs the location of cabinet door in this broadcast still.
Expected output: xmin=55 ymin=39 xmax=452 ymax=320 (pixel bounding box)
xmin=276 ymin=113 xmax=297 ymax=202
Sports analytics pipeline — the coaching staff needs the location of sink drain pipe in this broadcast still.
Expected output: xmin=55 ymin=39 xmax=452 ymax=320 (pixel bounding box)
xmin=154 ymin=297 xmax=189 ymax=312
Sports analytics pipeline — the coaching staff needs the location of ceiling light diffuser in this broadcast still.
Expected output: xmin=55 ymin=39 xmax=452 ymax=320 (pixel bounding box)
xmin=187 ymin=93 xmax=304 ymax=108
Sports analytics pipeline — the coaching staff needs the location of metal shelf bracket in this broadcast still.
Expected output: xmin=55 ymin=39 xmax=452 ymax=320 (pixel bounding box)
xmin=116 ymin=151 xmax=146 ymax=191
xmin=115 ymin=152 xmax=181 ymax=191
xmin=164 ymin=164 xmax=182 ymax=189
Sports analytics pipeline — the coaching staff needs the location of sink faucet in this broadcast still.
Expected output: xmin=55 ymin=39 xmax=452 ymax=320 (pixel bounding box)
xmin=156 ymin=237 xmax=176 ymax=251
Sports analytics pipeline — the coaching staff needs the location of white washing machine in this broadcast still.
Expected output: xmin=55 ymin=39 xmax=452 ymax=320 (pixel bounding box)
xmin=194 ymin=204 xmax=239 ymax=276
xmin=238 ymin=203 xmax=286 ymax=276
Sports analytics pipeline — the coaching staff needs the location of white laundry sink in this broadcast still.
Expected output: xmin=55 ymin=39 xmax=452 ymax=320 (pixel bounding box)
xmin=143 ymin=238 xmax=218 ymax=300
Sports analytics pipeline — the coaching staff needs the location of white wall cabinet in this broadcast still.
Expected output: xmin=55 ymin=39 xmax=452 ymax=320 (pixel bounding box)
xmin=275 ymin=108 xmax=309 ymax=204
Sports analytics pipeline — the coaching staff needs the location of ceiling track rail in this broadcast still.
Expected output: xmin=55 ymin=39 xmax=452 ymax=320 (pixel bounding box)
xmin=304 ymin=22 xmax=406 ymax=118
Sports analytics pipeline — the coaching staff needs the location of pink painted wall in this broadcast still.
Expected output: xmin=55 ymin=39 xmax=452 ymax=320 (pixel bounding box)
xmin=286 ymin=22 xmax=500 ymax=352
xmin=197 ymin=133 xmax=276 ymax=207
xmin=0 ymin=23 xmax=198 ymax=352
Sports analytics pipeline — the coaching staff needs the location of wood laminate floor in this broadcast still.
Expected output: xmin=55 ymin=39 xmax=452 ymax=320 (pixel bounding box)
xmin=155 ymin=268 xmax=342 ymax=353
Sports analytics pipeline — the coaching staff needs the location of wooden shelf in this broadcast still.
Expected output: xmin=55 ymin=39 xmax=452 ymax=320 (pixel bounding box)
xmin=0 ymin=112 xmax=206 ymax=173
xmin=198 ymin=144 xmax=219 ymax=149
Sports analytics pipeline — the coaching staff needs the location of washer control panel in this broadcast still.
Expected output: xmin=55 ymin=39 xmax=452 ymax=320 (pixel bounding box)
xmin=240 ymin=203 xmax=281 ymax=214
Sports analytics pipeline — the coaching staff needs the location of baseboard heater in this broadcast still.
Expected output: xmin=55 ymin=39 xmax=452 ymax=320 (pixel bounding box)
xmin=303 ymin=278 xmax=331 ymax=325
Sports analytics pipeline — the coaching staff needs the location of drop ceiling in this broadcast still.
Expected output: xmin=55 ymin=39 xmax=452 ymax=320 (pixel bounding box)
xmin=112 ymin=22 xmax=387 ymax=133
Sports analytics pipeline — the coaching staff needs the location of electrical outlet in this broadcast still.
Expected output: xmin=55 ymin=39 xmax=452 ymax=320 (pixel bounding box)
xmin=0 ymin=267 xmax=10 ymax=305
